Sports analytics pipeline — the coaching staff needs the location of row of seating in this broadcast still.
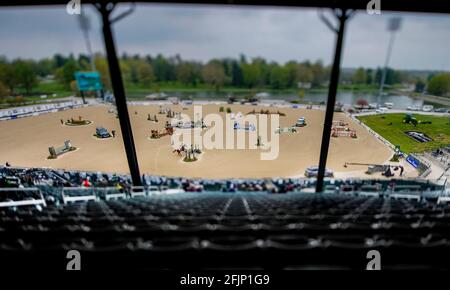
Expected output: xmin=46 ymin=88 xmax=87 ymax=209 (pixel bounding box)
xmin=1 ymin=192 xmax=450 ymax=269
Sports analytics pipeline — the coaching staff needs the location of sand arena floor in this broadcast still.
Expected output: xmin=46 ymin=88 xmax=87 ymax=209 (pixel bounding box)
xmin=0 ymin=104 xmax=395 ymax=179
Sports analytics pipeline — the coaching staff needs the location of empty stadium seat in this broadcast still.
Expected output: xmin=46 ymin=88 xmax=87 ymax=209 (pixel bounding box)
xmin=1 ymin=190 xmax=450 ymax=270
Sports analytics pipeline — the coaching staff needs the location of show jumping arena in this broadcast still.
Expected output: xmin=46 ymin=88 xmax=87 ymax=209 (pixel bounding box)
xmin=0 ymin=103 xmax=416 ymax=179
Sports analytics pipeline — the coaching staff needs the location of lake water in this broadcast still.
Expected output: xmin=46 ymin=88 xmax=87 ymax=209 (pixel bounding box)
xmin=141 ymin=91 xmax=435 ymax=109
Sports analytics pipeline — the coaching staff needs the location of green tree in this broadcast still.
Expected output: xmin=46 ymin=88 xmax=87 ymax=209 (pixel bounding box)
xmin=241 ymin=62 xmax=259 ymax=88
xmin=94 ymin=55 xmax=111 ymax=90
xmin=230 ymin=61 xmax=244 ymax=87
xmin=202 ymin=61 xmax=226 ymax=91
xmin=375 ymin=67 xmax=401 ymax=86
xmin=352 ymin=67 xmax=367 ymax=84
xmin=0 ymin=81 xmax=9 ymax=98
xmin=15 ymin=60 xmax=38 ymax=94
xmin=77 ymin=54 xmax=92 ymax=71
xmin=53 ymin=54 xmax=68 ymax=69
xmin=375 ymin=67 xmax=383 ymax=84
xmin=137 ymin=61 xmax=155 ymax=87
xmin=0 ymin=61 xmax=7 ymax=90
xmin=284 ymin=61 xmax=298 ymax=88
xmin=176 ymin=62 xmax=199 ymax=86
xmin=152 ymin=54 xmax=175 ymax=82
xmin=120 ymin=58 xmax=141 ymax=85
xmin=427 ymin=73 xmax=450 ymax=96
xmin=119 ymin=59 xmax=132 ymax=84
xmin=269 ymin=64 xmax=289 ymax=89
xmin=253 ymin=58 xmax=270 ymax=87
xmin=295 ymin=63 xmax=313 ymax=84
xmin=310 ymin=60 xmax=327 ymax=88
xmin=1 ymin=63 xmax=19 ymax=94
xmin=36 ymin=58 xmax=55 ymax=77
xmin=385 ymin=68 xmax=400 ymax=85
xmin=365 ymin=68 xmax=373 ymax=84
xmin=129 ymin=63 xmax=139 ymax=84
xmin=415 ymin=79 xmax=426 ymax=93
xmin=56 ymin=59 xmax=79 ymax=90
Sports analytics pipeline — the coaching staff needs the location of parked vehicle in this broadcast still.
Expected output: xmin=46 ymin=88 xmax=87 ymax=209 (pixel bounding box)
xmin=407 ymin=105 xmax=420 ymax=111
xmin=295 ymin=117 xmax=307 ymax=127
xmin=433 ymin=107 xmax=449 ymax=113
xmin=384 ymin=102 xmax=394 ymax=109
xmin=95 ymin=127 xmax=112 ymax=138
xmin=376 ymin=107 xmax=388 ymax=114
xmin=305 ymin=166 xmax=334 ymax=178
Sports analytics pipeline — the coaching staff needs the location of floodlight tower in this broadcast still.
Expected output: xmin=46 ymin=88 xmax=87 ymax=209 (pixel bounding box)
xmin=77 ymin=11 xmax=96 ymax=72
xmin=78 ymin=10 xmax=102 ymax=100
xmin=378 ymin=17 xmax=402 ymax=99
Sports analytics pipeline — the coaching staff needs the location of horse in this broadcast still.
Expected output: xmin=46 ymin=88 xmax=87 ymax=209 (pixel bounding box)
xmin=172 ymin=144 xmax=186 ymax=156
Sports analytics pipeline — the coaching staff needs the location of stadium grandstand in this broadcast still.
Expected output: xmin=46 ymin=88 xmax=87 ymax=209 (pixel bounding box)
xmin=0 ymin=164 xmax=449 ymax=270
xmin=1 ymin=0 xmax=450 ymax=272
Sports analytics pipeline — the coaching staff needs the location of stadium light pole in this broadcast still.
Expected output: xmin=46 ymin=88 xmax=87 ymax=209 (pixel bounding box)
xmin=77 ymin=10 xmax=98 ymax=103
xmin=96 ymin=2 xmax=142 ymax=186
xmin=77 ymin=11 xmax=96 ymax=72
xmin=378 ymin=17 xmax=402 ymax=99
xmin=316 ymin=8 xmax=353 ymax=193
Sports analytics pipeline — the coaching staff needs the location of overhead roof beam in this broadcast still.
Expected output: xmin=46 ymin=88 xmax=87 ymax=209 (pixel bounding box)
xmin=0 ymin=0 xmax=449 ymax=14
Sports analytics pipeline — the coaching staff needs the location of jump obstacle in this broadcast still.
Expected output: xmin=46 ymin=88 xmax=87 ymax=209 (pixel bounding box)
xmin=48 ymin=140 xmax=76 ymax=159
xmin=166 ymin=109 xmax=175 ymax=119
xmin=331 ymin=119 xmax=357 ymax=138
xmin=173 ymin=119 xmax=206 ymax=129
xmin=150 ymin=127 xmax=174 ymax=139
xmin=331 ymin=127 xmax=357 ymax=138
xmin=332 ymin=120 xmax=348 ymax=127
xmin=158 ymin=106 xmax=167 ymax=114
xmin=275 ymin=126 xmax=298 ymax=134
xmin=147 ymin=114 xmax=158 ymax=122
xmin=247 ymin=109 xmax=286 ymax=117
xmin=234 ymin=122 xmax=256 ymax=131
xmin=65 ymin=116 xmax=91 ymax=126
xmin=229 ymin=112 xmax=244 ymax=120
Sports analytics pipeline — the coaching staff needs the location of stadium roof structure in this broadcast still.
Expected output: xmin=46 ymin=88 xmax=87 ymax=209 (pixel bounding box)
xmin=1 ymin=0 xmax=448 ymax=192
xmin=0 ymin=0 xmax=449 ymax=14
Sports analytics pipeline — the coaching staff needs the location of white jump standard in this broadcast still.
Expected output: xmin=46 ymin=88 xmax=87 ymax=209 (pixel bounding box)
xmin=48 ymin=140 xmax=77 ymax=159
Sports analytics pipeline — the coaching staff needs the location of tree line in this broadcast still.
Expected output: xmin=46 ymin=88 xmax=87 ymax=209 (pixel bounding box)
xmin=1 ymin=53 xmax=449 ymax=98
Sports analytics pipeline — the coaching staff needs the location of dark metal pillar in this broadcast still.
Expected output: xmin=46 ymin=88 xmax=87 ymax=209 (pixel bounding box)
xmin=80 ymin=90 xmax=86 ymax=104
xmin=96 ymin=3 xmax=142 ymax=186
xmin=316 ymin=9 xmax=352 ymax=193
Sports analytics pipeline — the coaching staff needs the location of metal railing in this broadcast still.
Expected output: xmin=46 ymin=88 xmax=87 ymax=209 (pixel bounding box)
xmin=0 ymin=188 xmax=46 ymax=208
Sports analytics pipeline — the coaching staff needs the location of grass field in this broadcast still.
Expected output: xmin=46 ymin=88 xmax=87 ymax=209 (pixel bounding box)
xmin=15 ymin=82 xmax=73 ymax=98
xmin=357 ymin=113 xmax=450 ymax=154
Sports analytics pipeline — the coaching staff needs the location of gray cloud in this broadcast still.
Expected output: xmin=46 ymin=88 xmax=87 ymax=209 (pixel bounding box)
xmin=0 ymin=4 xmax=449 ymax=70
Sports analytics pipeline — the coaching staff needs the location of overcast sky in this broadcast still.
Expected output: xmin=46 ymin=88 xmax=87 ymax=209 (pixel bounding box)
xmin=0 ymin=4 xmax=450 ymax=70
